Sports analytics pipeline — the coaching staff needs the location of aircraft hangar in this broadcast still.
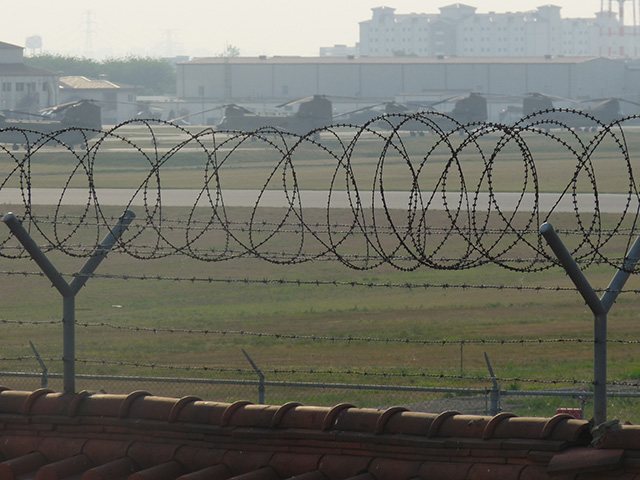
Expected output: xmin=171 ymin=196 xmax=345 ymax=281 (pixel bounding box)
xmin=176 ymin=55 xmax=637 ymax=123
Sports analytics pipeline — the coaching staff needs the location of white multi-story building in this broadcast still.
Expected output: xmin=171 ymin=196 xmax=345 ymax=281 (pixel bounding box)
xmin=358 ymin=3 xmax=640 ymax=58
xmin=0 ymin=41 xmax=58 ymax=113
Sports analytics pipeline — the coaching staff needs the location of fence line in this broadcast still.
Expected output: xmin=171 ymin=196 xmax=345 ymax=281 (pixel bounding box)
xmin=2 ymin=111 xmax=640 ymax=273
xmin=7 ymin=369 xmax=640 ymax=422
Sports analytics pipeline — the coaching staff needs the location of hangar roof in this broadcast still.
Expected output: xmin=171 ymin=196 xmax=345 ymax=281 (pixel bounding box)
xmin=0 ymin=63 xmax=57 ymax=76
xmin=182 ymin=55 xmax=610 ymax=66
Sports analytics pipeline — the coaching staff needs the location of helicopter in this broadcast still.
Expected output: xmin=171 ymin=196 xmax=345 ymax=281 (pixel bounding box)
xmin=216 ymin=95 xmax=333 ymax=135
xmin=499 ymin=93 xmax=640 ymax=130
xmin=335 ymin=93 xmax=488 ymax=135
xmin=0 ymin=100 xmax=102 ymax=149
xmin=167 ymin=95 xmax=334 ymax=135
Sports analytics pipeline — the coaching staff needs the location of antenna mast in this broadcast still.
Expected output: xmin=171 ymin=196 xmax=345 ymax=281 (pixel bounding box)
xmin=83 ymin=10 xmax=95 ymax=58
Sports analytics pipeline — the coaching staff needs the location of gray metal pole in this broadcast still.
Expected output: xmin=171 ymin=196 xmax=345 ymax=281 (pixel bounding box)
xmin=540 ymin=223 xmax=640 ymax=426
xmin=2 ymin=214 xmax=71 ymax=297
xmin=593 ymin=312 xmax=607 ymax=424
xmin=63 ymin=296 xmax=75 ymax=393
xmin=29 ymin=341 xmax=48 ymax=388
xmin=484 ymin=352 xmax=500 ymax=416
xmin=601 ymin=235 xmax=640 ymax=312
xmin=3 ymin=211 xmax=136 ymax=395
xmin=242 ymin=349 xmax=265 ymax=404
xmin=540 ymin=223 xmax=607 ymax=424
xmin=539 ymin=223 xmax=605 ymax=315
xmin=69 ymin=210 xmax=136 ymax=294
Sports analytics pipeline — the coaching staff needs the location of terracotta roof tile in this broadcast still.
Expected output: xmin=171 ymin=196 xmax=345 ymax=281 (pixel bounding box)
xmin=597 ymin=424 xmax=640 ymax=450
xmin=283 ymin=472 xmax=328 ymax=480
xmin=231 ymin=465 xmax=281 ymax=480
xmin=269 ymin=453 xmax=322 ymax=477
xmin=0 ymin=389 xmax=637 ymax=479
xmin=518 ymin=465 xmax=557 ymax=480
xmin=380 ymin=410 xmax=435 ymax=435
xmin=128 ymin=460 xmax=187 ymax=480
xmin=467 ymin=463 xmax=526 ymax=479
xmin=0 ymin=435 xmax=40 ymax=457
xmin=0 ymin=389 xmax=32 ymax=414
xmin=75 ymin=393 xmax=132 ymax=417
xmin=174 ymin=446 xmax=226 ymax=470
xmin=172 ymin=400 xmax=229 ymax=425
xmin=417 ymin=461 xmax=472 ymax=479
xmin=36 ymin=453 xmax=94 ymax=479
xmin=317 ymin=454 xmax=372 ymax=478
xmin=547 ymin=447 xmax=625 ymax=476
xmin=225 ymin=404 xmax=282 ymax=428
xmin=82 ymin=456 xmax=140 ymax=480
xmin=176 ymin=463 xmax=232 ymax=480
xmin=0 ymin=451 xmax=48 ymax=478
xmin=82 ymin=439 xmax=133 ymax=465
xmin=436 ymin=413 xmax=492 ymax=438
xmin=276 ymin=405 xmax=333 ymax=430
xmin=368 ymin=457 xmax=421 ymax=478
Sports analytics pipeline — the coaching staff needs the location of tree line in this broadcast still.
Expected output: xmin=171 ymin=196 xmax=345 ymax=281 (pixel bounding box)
xmin=25 ymin=55 xmax=176 ymax=96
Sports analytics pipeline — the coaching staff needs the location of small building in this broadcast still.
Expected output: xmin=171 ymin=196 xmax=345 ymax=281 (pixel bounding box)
xmin=59 ymin=76 xmax=137 ymax=125
xmin=0 ymin=41 xmax=58 ymax=114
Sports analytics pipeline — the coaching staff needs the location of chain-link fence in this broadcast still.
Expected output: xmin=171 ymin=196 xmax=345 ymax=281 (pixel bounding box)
xmin=3 ymin=370 xmax=640 ymax=423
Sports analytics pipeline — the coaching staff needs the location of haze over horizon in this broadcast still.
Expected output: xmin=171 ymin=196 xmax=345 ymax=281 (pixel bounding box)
xmin=5 ymin=1 xmax=613 ymax=60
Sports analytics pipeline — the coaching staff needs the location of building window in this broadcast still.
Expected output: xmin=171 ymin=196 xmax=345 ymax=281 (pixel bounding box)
xmin=2 ymin=82 xmax=11 ymax=92
xmin=16 ymin=82 xmax=24 ymax=92
xmin=42 ymin=82 xmax=48 ymax=91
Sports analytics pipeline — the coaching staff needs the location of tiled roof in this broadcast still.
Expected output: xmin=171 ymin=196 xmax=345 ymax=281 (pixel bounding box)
xmin=0 ymin=388 xmax=638 ymax=479
xmin=59 ymin=75 xmax=126 ymax=90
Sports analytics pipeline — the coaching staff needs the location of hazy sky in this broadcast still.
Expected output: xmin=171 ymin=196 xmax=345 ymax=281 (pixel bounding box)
xmin=5 ymin=1 xmax=608 ymax=59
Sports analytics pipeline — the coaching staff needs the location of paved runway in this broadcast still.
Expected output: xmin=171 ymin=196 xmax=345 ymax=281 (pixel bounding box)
xmin=0 ymin=187 xmax=637 ymax=213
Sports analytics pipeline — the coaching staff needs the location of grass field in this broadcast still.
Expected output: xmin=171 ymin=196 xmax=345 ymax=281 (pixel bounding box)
xmin=1 ymin=124 xmax=640 ymax=420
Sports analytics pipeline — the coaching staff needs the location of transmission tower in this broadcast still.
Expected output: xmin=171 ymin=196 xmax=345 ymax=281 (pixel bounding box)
xmin=82 ymin=10 xmax=95 ymax=58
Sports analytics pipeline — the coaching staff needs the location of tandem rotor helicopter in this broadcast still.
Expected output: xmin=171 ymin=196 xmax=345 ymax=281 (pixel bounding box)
xmin=0 ymin=99 xmax=102 ymax=149
xmin=335 ymin=92 xmax=488 ymax=134
xmin=168 ymin=95 xmax=334 ymax=136
xmin=499 ymin=93 xmax=640 ymax=130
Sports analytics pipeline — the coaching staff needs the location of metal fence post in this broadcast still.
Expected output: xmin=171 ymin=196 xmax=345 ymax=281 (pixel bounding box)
xmin=3 ymin=211 xmax=136 ymax=394
xmin=242 ymin=349 xmax=265 ymax=404
xmin=484 ymin=352 xmax=500 ymax=416
xmin=540 ymin=222 xmax=640 ymax=426
xmin=29 ymin=341 xmax=48 ymax=388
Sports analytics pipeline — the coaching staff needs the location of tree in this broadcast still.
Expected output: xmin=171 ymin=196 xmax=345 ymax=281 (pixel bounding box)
xmin=219 ymin=44 xmax=240 ymax=58
xmin=25 ymin=54 xmax=177 ymax=95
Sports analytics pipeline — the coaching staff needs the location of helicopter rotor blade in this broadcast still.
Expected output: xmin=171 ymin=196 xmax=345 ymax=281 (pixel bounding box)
xmin=167 ymin=104 xmax=228 ymax=123
xmin=0 ymin=110 xmax=49 ymax=119
xmin=276 ymin=96 xmax=317 ymax=108
xmin=333 ymin=103 xmax=386 ymax=119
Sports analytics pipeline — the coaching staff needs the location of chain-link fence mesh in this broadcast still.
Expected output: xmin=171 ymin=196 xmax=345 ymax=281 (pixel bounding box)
xmin=3 ymin=370 xmax=640 ymax=423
